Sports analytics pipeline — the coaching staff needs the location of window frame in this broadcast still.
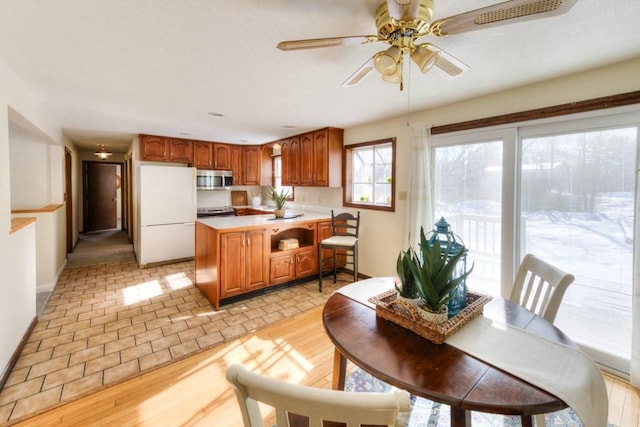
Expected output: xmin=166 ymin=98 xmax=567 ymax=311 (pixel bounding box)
xmin=343 ymin=137 xmax=396 ymax=212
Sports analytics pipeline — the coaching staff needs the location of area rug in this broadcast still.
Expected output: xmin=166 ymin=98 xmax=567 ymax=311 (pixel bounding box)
xmin=345 ymin=368 xmax=616 ymax=427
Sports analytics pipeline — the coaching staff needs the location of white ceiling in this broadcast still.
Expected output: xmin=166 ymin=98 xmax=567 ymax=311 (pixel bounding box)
xmin=0 ymin=0 xmax=639 ymax=153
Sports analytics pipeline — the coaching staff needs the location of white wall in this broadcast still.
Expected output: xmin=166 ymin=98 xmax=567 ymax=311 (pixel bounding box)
xmin=0 ymin=56 xmax=69 ymax=374
xmin=9 ymin=122 xmax=51 ymax=208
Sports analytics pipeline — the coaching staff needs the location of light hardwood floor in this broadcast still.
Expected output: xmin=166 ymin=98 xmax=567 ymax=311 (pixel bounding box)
xmin=10 ymin=307 xmax=640 ymax=427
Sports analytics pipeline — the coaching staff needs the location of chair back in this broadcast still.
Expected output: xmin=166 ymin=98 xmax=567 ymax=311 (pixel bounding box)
xmin=226 ymin=364 xmax=410 ymax=427
xmin=510 ymin=253 xmax=575 ymax=323
xmin=331 ymin=210 xmax=360 ymax=238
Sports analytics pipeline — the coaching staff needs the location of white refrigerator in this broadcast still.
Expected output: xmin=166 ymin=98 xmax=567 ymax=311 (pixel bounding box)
xmin=138 ymin=165 xmax=196 ymax=267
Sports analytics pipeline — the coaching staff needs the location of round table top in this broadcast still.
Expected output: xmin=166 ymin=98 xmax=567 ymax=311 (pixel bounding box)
xmin=322 ymin=291 xmax=575 ymax=416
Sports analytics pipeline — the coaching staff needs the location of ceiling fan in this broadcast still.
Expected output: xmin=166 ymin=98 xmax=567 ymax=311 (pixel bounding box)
xmin=277 ymin=0 xmax=577 ymax=90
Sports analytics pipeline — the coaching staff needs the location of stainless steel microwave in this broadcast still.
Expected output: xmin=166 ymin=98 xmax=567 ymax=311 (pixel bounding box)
xmin=196 ymin=170 xmax=233 ymax=190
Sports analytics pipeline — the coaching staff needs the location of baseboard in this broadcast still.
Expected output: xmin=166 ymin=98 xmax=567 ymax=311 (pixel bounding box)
xmin=0 ymin=316 xmax=38 ymax=391
xmin=36 ymin=260 xmax=67 ymax=294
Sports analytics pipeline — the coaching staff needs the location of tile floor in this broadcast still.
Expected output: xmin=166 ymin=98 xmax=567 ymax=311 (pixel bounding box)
xmin=0 ymin=256 xmax=347 ymax=425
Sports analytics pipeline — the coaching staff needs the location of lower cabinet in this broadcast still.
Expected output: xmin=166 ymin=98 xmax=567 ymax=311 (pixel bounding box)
xmin=269 ymin=247 xmax=317 ymax=285
xmin=220 ymin=229 xmax=269 ymax=298
xmin=196 ymin=219 xmax=325 ymax=310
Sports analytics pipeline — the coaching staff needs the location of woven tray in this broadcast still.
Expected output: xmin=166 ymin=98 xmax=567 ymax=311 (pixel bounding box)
xmin=369 ymin=290 xmax=491 ymax=344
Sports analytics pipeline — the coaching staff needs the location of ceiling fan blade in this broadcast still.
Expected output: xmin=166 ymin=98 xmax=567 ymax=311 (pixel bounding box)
xmin=429 ymin=45 xmax=470 ymax=79
xmin=342 ymin=56 xmax=376 ymax=87
xmin=277 ymin=35 xmax=378 ymax=51
xmin=429 ymin=0 xmax=578 ymax=37
xmin=386 ymin=0 xmax=421 ymax=21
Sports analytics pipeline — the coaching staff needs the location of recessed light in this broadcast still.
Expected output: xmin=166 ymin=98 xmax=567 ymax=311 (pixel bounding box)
xmin=283 ymin=125 xmax=297 ymax=129
xmin=239 ymin=139 xmax=248 ymax=143
xmin=208 ymin=112 xmax=224 ymax=117
xmin=179 ymin=132 xmax=192 ymax=136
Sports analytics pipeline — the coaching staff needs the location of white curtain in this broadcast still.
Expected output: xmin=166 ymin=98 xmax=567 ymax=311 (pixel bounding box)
xmin=405 ymin=124 xmax=433 ymax=250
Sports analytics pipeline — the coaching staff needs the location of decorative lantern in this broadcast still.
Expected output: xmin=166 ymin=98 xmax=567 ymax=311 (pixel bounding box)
xmin=426 ymin=217 xmax=468 ymax=317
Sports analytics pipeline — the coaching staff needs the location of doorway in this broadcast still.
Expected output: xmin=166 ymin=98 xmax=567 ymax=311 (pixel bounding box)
xmin=65 ymin=148 xmax=73 ymax=253
xmin=83 ymin=161 xmax=121 ymax=232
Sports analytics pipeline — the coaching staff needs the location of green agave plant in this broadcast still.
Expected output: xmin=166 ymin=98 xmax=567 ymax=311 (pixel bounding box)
xmin=395 ymin=248 xmax=418 ymax=299
xmin=268 ymin=187 xmax=290 ymax=210
xmin=407 ymin=226 xmax=473 ymax=312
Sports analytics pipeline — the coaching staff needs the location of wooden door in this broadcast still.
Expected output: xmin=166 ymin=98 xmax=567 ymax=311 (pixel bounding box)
xmin=84 ymin=162 xmax=117 ymax=232
xmin=300 ymin=132 xmax=314 ymax=185
xmin=245 ymin=229 xmax=268 ymax=290
xmin=65 ymin=148 xmax=73 ymax=253
xmin=220 ymin=232 xmax=245 ymax=297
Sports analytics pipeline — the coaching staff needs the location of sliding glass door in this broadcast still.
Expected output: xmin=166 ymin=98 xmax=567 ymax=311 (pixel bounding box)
xmin=433 ymin=111 xmax=640 ymax=376
xmin=519 ymin=125 xmax=637 ymax=373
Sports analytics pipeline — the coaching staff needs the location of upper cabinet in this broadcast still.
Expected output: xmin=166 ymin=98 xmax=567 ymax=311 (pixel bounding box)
xmin=243 ymin=145 xmax=264 ymax=185
xmin=193 ymin=141 xmax=214 ymax=169
xmin=193 ymin=141 xmax=233 ymax=170
xmin=281 ymin=127 xmax=343 ymax=187
xmin=213 ymin=143 xmax=232 ymax=170
xmin=140 ymin=135 xmax=193 ymax=163
xmin=139 ymin=127 xmax=340 ymax=186
xmin=281 ymin=136 xmax=300 ymax=186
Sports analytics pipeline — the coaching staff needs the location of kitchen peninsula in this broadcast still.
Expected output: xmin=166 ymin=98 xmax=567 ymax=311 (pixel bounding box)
xmin=195 ymin=209 xmax=335 ymax=309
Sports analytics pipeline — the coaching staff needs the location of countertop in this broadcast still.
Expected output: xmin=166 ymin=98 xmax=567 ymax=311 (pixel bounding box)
xmin=198 ymin=207 xmax=332 ymax=230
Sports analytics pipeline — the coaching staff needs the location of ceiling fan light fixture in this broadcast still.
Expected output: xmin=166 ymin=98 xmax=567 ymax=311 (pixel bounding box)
xmin=412 ymin=43 xmax=441 ymax=73
xmin=374 ymin=46 xmax=402 ymax=76
xmin=94 ymin=144 xmax=112 ymax=160
xmin=381 ymin=64 xmax=402 ymax=84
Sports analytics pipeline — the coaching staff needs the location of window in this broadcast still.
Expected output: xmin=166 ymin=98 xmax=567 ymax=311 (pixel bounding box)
xmin=273 ymin=155 xmax=293 ymax=199
xmin=344 ymin=138 xmax=395 ymax=211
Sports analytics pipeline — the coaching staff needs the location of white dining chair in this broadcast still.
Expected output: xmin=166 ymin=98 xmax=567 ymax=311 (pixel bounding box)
xmin=226 ymin=364 xmax=411 ymax=427
xmin=510 ymin=253 xmax=575 ymax=426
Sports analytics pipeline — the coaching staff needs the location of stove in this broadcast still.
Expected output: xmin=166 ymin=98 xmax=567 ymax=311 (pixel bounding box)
xmin=197 ymin=206 xmax=236 ymax=218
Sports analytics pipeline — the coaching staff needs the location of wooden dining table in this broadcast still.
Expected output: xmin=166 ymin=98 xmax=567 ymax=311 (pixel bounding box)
xmin=322 ymin=282 xmax=578 ymax=427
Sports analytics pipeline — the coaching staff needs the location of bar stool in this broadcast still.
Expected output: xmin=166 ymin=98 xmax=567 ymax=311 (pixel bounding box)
xmin=318 ymin=210 xmax=360 ymax=292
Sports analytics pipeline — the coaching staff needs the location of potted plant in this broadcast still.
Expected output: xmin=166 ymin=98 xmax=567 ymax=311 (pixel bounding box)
xmin=395 ymin=248 xmax=419 ymax=304
xmin=406 ymin=226 xmax=473 ymax=324
xmin=269 ymin=187 xmax=290 ymax=218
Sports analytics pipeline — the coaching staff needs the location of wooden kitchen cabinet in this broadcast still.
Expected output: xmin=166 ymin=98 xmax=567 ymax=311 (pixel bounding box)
xmin=295 ymin=247 xmax=317 ymax=277
xmin=281 ymin=136 xmax=300 ymax=186
xmin=140 ymin=135 xmax=167 ymax=161
xmin=213 ymin=143 xmax=232 ymax=170
xmin=269 ymin=246 xmax=317 ymax=284
xmin=220 ymin=229 xmax=269 ymax=298
xmin=196 ymin=216 xmax=333 ymax=309
xmin=243 ymin=145 xmax=262 ymax=185
xmin=169 ymin=138 xmax=193 ymax=163
xmin=231 ymin=145 xmax=243 ymax=184
xmin=278 ymin=127 xmax=343 ymax=187
xmin=269 ymin=252 xmax=295 ymax=284
xmin=139 ymin=135 xmax=193 ymax=163
xmin=193 ymin=141 xmax=214 ymax=169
